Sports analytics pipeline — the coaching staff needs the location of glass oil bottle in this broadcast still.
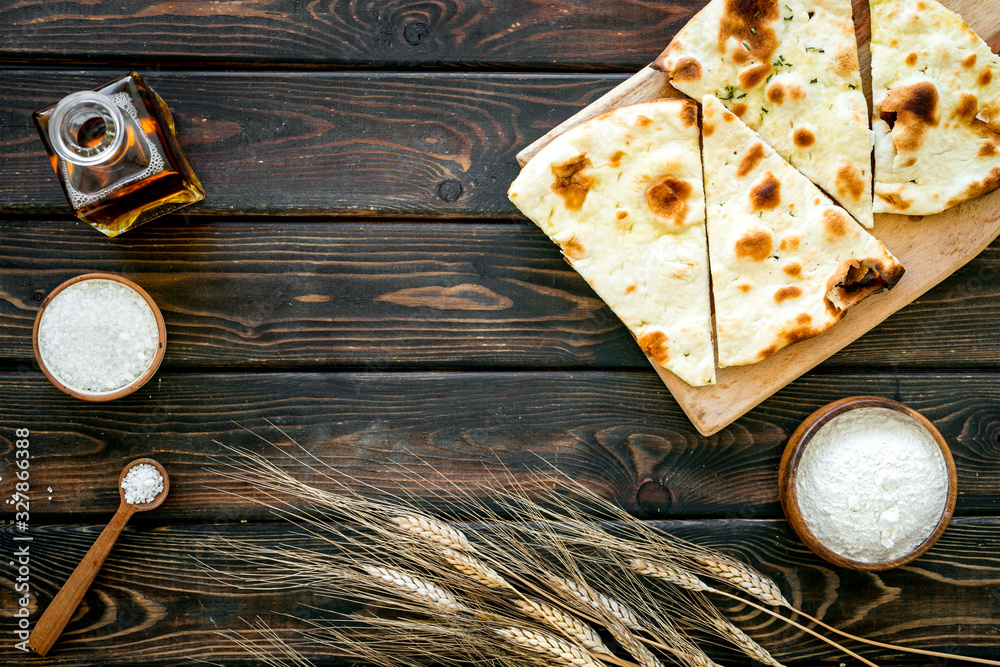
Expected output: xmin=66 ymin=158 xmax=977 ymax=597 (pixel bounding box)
xmin=33 ymin=72 xmax=205 ymax=237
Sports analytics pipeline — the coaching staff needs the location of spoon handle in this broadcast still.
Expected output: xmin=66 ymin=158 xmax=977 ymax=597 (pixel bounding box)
xmin=28 ymin=502 xmax=137 ymax=657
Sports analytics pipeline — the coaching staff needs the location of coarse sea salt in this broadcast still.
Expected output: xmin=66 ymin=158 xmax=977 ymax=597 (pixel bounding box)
xmin=121 ymin=463 xmax=164 ymax=505
xmin=37 ymin=279 xmax=159 ymax=393
xmin=795 ymin=407 xmax=949 ymax=563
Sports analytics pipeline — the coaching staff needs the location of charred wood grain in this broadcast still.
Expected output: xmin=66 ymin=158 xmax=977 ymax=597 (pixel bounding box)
xmin=0 ymin=0 xmax=704 ymax=72
xmin=0 ymin=518 xmax=997 ymax=665
xmin=0 ymin=70 xmax=622 ymax=218
xmin=1 ymin=371 xmax=998 ymax=521
xmin=1 ymin=221 xmax=998 ymax=370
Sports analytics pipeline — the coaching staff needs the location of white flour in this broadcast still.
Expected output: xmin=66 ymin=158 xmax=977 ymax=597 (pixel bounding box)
xmin=795 ymin=407 xmax=949 ymax=563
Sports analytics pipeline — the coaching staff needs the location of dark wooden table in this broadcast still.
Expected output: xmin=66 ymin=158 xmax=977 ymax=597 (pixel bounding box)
xmin=1 ymin=1 xmax=999 ymax=665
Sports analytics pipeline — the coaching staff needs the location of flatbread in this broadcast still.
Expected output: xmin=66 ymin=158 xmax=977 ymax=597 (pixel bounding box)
xmin=653 ymin=0 xmax=874 ymax=228
xmin=507 ymin=99 xmax=716 ymax=386
xmin=871 ymin=0 xmax=1000 ymax=215
xmin=701 ymin=95 xmax=904 ymax=367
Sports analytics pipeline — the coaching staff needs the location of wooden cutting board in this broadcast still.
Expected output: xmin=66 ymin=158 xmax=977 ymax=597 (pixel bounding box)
xmin=516 ymin=0 xmax=1000 ymax=436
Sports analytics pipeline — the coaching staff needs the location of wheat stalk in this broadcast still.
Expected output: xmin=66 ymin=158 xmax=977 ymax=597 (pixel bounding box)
xmin=495 ymin=626 xmax=607 ymax=667
xmin=512 ymin=598 xmax=613 ymax=656
xmin=360 ymin=565 xmax=467 ymax=614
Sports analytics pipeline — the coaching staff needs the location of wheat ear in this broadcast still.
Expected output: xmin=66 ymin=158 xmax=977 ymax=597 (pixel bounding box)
xmin=554 ymin=577 xmax=642 ymax=630
xmin=677 ymin=647 xmax=724 ymax=667
xmin=512 ymin=598 xmax=614 ymax=656
xmin=629 ymin=557 xmax=877 ymax=667
xmin=443 ymin=549 xmax=510 ymax=589
xmin=630 ymin=559 xmax=717 ymax=594
xmin=391 ymin=514 xmax=473 ymax=552
xmin=495 ymin=627 xmax=607 ymax=667
xmin=711 ymin=619 xmax=784 ymax=667
xmin=361 ymin=565 xmax=467 ymax=614
xmin=607 ymin=624 xmax=666 ymax=667
xmin=702 ymin=586 xmax=879 ymax=667
xmin=693 ymin=556 xmax=790 ymax=606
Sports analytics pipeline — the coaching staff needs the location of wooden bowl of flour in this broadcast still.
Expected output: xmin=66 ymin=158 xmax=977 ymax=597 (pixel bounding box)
xmin=779 ymin=396 xmax=957 ymax=571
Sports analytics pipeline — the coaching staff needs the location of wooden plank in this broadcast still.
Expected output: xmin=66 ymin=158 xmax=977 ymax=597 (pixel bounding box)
xmin=1 ymin=222 xmax=999 ymax=371
xmin=514 ymin=0 xmax=1000 ymax=436
xmin=517 ymin=66 xmax=686 ymax=166
xmin=2 ymin=370 xmax=999 ymax=521
xmin=0 ymin=70 xmax=622 ymax=218
xmin=0 ymin=0 xmax=705 ymax=71
xmin=4 ymin=518 xmax=999 ymax=665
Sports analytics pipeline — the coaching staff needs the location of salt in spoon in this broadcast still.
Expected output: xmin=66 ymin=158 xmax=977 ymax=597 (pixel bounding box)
xmin=28 ymin=458 xmax=169 ymax=656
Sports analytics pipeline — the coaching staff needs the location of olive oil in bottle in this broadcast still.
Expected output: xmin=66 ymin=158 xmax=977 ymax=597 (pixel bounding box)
xmin=33 ymin=72 xmax=205 ymax=237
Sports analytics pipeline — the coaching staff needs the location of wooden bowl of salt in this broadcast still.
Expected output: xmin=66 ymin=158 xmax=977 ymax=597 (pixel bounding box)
xmin=32 ymin=273 xmax=166 ymax=401
xmin=778 ymin=396 xmax=957 ymax=571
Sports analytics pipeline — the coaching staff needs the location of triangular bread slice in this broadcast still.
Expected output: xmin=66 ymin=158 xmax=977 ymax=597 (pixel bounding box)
xmin=702 ymin=95 xmax=904 ymax=368
xmin=871 ymin=0 xmax=1000 ymax=215
xmin=508 ymin=99 xmax=716 ymax=386
xmin=653 ymin=0 xmax=874 ymax=228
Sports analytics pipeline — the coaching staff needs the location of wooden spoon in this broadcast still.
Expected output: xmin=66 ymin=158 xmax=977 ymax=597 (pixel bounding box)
xmin=28 ymin=458 xmax=169 ymax=656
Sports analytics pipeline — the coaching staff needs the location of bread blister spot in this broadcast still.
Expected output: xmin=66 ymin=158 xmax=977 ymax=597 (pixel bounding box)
xmin=835 ymin=164 xmax=866 ymax=202
xmin=680 ymin=101 xmax=699 ymax=128
xmin=559 ymin=235 xmax=586 ymax=259
xmin=737 ymin=143 xmax=766 ymax=177
xmin=750 ymin=173 xmax=781 ymax=210
xmin=637 ymin=331 xmax=670 ymax=365
xmin=881 ymin=81 xmax=940 ymax=153
xmin=822 ymin=208 xmax=852 ymax=240
xmin=735 ymin=229 xmax=773 ymax=262
xmin=774 ymin=286 xmax=802 ymax=303
xmin=953 ymin=93 xmax=979 ymax=121
xmin=877 ymin=190 xmax=913 ymax=211
xmin=672 ymin=58 xmax=703 ymax=83
xmin=740 ymin=64 xmax=773 ymax=89
xmin=645 ymin=176 xmax=692 ymax=227
xmin=767 ymin=83 xmax=785 ymax=105
xmin=767 ymin=82 xmax=805 ymax=105
xmin=551 ymin=154 xmax=594 ymax=211
xmin=948 ymin=166 xmax=1000 ymax=207
xmin=719 ymin=0 xmax=778 ymax=65
xmin=832 ymin=46 xmax=859 ymax=77
xmin=793 ymin=127 xmax=816 ymax=148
